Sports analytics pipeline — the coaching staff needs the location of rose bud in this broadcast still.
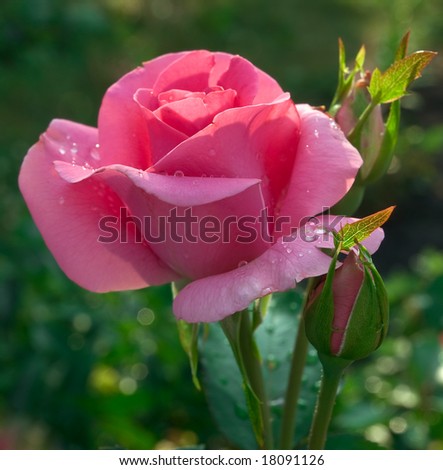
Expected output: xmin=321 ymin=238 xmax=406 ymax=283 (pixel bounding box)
xmin=304 ymin=249 xmax=389 ymax=362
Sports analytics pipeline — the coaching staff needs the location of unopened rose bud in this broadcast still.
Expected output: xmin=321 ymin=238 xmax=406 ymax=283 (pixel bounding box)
xmin=304 ymin=250 xmax=389 ymax=361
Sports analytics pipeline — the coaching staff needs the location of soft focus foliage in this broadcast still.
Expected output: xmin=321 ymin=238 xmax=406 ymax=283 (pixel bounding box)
xmin=1 ymin=0 xmax=442 ymax=449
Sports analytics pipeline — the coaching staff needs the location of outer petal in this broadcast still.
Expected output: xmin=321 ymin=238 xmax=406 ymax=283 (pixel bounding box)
xmin=18 ymin=119 xmax=179 ymax=292
xmin=173 ymin=215 xmax=384 ymax=322
xmin=54 ymin=161 xmax=269 ymax=279
xmin=97 ymin=52 xmax=187 ymax=168
xmin=278 ymin=105 xmax=363 ymax=227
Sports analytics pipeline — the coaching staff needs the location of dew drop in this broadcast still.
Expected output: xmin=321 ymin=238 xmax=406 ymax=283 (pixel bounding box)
xmin=138 ymin=170 xmax=144 ymax=178
xmin=58 ymin=196 xmax=65 ymax=205
xmin=91 ymin=144 xmax=100 ymax=161
xmin=174 ymin=170 xmax=184 ymax=177
xmin=286 ymin=246 xmax=293 ymax=254
xmin=208 ymin=149 xmax=216 ymax=157
xmin=298 ymin=253 xmax=304 ymax=258
xmin=58 ymin=148 xmax=66 ymax=155
xmin=329 ymin=118 xmax=339 ymax=130
xmin=238 ymin=260 xmax=248 ymax=268
xmin=305 ymin=144 xmax=310 ymax=149
xmin=314 ymin=129 xmax=319 ymax=138
xmin=261 ymin=287 xmax=273 ymax=296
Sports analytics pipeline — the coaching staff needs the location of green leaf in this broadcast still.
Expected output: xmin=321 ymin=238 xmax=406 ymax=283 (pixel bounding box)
xmin=177 ymin=320 xmax=201 ymax=390
xmin=355 ymin=44 xmax=366 ymax=71
xmin=200 ymin=291 xmax=322 ymax=449
xmin=395 ymin=31 xmax=410 ymax=61
xmin=367 ymin=68 xmax=382 ymax=102
xmin=337 ymin=206 xmax=395 ymax=250
xmin=376 ymin=51 xmax=437 ymax=104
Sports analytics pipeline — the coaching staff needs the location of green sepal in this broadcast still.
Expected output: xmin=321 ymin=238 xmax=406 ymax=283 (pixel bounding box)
xmin=172 ymin=282 xmax=201 ymax=391
xmin=337 ymin=252 xmax=389 ymax=360
xmin=330 ymin=39 xmax=366 ymax=115
xmin=364 ymin=99 xmax=400 ymax=183
xmin=252 ymin=294 xmax=272 ymax=331
xmin=177 ymin=320 xmax=201 ymax=390
xmin=220 ymin=312 xmax=264 ymax=449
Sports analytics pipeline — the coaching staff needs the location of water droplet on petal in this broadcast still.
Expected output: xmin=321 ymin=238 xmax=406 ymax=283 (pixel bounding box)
xmin=138 ymin=170 xmax=144 ymax=178
xmin=91 ymin=144 xmax=100 ymax=161
xmin=261 ymin=287 xmax=273 ymax=296
xmin=329 ymin=118 xmax=339 ymax=130
xmin=58 ymin=196 xmax=65 ymax=205
xmin=286 ymin=246 xmax=293 ymax=254
xmin=238 ymin=260 xmax=248 ymax=268
xmin=174 ymin=170 xmax=184 ymax=177
xmin=314 ymin=129 xmax=319 ymax=138
xmin=298 ymin=253 xmax=304 ymax=258
xmin=58 ymin=148 xmax=66 ymax=155
xmin=208 ymin=149 xmax=216 ymax=157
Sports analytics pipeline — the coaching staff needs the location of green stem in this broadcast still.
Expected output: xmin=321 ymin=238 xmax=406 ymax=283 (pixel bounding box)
xmin=239 ymin=312 xmax=274 ymax=450
xmin=347 ymin=100 xmax=377 ymax=146
xmin=308 ymin=356 xmax=348 ymax=450
xmin=279 ymin=280 xmax=315 ymax=449
xmin=279 ymin=314 xmax=309 ymax=449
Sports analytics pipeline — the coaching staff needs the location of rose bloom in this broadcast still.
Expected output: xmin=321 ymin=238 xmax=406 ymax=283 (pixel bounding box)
xmin=19 ymin=50 xmax=382 ymax=322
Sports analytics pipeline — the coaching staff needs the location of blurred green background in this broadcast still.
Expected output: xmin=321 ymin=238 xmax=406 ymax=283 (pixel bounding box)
xmin=1 ymin=0 xmax=442 ymax=450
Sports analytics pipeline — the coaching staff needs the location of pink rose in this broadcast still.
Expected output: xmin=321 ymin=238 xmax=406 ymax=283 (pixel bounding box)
xmin=19 ymin=50 xmax=382 ymax=322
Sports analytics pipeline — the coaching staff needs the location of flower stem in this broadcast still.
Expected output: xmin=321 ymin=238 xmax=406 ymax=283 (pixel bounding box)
xmin=239 ymin=312 xmax=274 ymax=450
xmin=347 ymin=101 xmax=377 ymax=146
xmin=221 ymin=311 xmax=274 ymax=449
xmin=279 ymin=314 xmax=309 ymax=449
xmin=279 ymin=280 xmax=314 ymax=449
xmin=308 ymin=355 xmax=349 ymax=450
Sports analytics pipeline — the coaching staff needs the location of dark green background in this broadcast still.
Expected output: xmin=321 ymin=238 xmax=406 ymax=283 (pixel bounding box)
xmin=1 ymin=0 xmax=442 ymax=449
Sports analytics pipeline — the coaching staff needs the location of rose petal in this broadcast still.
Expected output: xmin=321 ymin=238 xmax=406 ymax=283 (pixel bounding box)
xmin=277 ymin=105 xmax=363 ymax=227
xmin=217 ymin=55 xmax=259 ymax=106
xmin=152 ymin=50 xmax=214 ymax=94
xmin=55 ymin=161 xmax=262 ymax=206
xmin=54 ymin=161 xmax=268 ymax=279
xmin=18 ymin=119 xmax=179 ymax=292
xmin=173 ymin=216 xmax=384 ymax=322
xmin=153 ymin=88 xmax=236 ymax=136
xmin=209 ymin=52 xmax=284 ymax=104
xmin=97 ymin=52 xmax=186 ymax=168
xmin=153 ymin=95 xmax=300 ymax=206
xmin=134 ymin=88 xmax=188 ymax=163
